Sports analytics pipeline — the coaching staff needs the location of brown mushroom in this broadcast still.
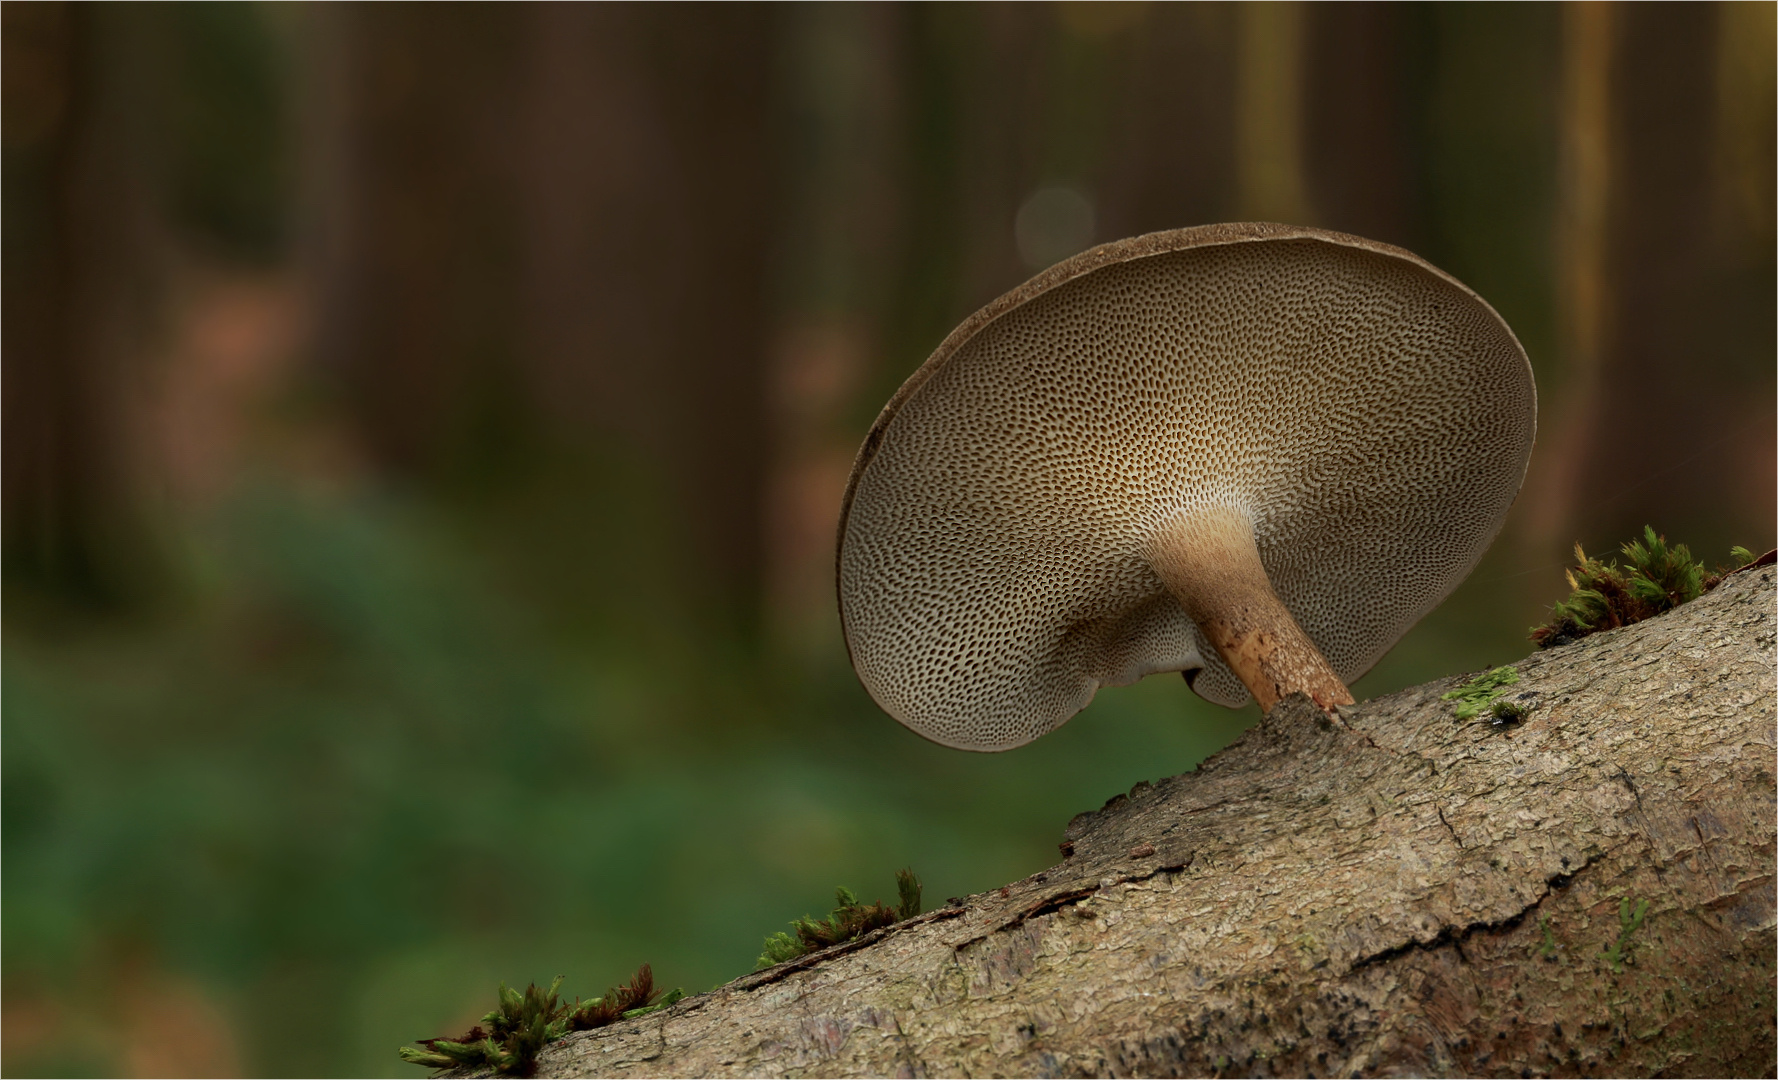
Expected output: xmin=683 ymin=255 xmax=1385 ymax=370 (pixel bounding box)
xmin=837 ymin=223 xmax=1536 ymax=751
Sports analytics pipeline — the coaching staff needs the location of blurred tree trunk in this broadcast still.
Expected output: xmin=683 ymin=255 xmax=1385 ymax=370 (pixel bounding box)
xmin=883 ymin=4 xmax=1241 ymax=352
xmin=1585 ymin=3 xmax=1772 ymax=553
xmin=1234 ymin=1 xmax=1310 ymax=224
xmin=304 ymin=3 xmax=778 ymax=621
xmin=2 ymin=3 xmax=167 ymax=606
xmin=302 ymin=3 xmax=526 ymax=479
xmin=537 ymin=565 xmax=1778 ymax=1079
xmin=1302 ymin=2 xmax=1419 ymax=248
xmin=1521 ymin=1 xmax=1615 ymax=560
xmin=1096 ymin=4 xmax=1238 ymax=239
xmin=945 ymin=4 xmax=1055 ymax=304
xmin=764 ymin=4 xmax=903 ymax=654
xmin=514 ymin=3 xmax=779 ymax=625
xmin=1523 ymin=3 xmax=1775 ymax=561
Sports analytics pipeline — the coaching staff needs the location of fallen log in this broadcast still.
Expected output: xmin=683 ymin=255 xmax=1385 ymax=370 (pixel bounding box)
xmin=538 ymin=564 xmax=1776 ymax=1078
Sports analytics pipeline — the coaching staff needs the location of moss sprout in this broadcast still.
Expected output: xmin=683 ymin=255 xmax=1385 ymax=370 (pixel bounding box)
xmin=399 ymin=964 xmax=682 ymax=1076
xmin=1531 ymin=527 xmax=1759 ymax=649
xmin=754 ymin=869 xmax=924 ymax=970
xmin=1535 ymin=913 xmax=1559 ymax=960
xmin=1441 ymin=666 xmax=1520 ymax=721
xmin=1489 ymin=697 xmax=1531 ymax=726
xmin=1602 ymin=897 xmax=1651 ymax=974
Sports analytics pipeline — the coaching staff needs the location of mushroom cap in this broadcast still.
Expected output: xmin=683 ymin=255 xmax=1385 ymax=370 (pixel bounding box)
xmin=838 ymin=223 xmax=1536 ymax=751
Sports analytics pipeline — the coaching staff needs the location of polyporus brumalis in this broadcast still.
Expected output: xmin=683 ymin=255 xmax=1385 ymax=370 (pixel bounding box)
xmin=837 ymin=223 xmax=1536 ymax=751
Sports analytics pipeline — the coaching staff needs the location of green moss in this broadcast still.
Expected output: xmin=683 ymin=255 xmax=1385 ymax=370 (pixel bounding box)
xmin=754 ymin=869 xmax=924 ymax=970
xmin=1441 ymin=666 xmax=1520 ymax=720
xmin=756 ymin=930 xmax=806 ymax=969
xmin=1489 ymin=697 xmax=1531 ymax=725
xmin=1531 ymin=527 xmax=1754 ymax=649
xmin=896 ymin=866 xmax=923 ymax=919
xmin=398 ymin=965 xmax=682 ymax=1076
xmin=1602 ymin=897 xmax=1651 ymax=974
xmin=1534 ymin=913 xmax=1559 ymax=960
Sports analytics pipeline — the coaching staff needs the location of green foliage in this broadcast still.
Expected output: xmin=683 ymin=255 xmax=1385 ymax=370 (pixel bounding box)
xmin=754 ymin=871 xmax=922 ymax=971
xmin=1602 ymin=897 xmax=1651 ymax=974
xmin=1441 ymin=666 xmax=1520 ymax=720
xmin=1530 ymin=527 xmax=1742 ymax=648
xmin=398 ymin=965 xmax=681 ymax=1076
xmin=0 ymin=479 xmax=1254 ymax=1075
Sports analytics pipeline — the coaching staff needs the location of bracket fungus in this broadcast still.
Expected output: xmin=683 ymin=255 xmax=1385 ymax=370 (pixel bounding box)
xmin=837 ymin=223 xmax=1536 ymax=751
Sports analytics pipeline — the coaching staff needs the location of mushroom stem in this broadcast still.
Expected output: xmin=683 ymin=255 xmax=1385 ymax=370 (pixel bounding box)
xmin=1147 ymin=508 xmax=1355 ymax=713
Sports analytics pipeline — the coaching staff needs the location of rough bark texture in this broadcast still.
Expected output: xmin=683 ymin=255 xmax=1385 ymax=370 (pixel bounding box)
xmin=540 ymin=566 xmax=1776 ymax=1078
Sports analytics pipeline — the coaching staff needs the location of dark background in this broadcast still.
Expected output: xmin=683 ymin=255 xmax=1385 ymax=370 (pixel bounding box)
xmin=4 ymin=3 xmax=1772 ymax=1074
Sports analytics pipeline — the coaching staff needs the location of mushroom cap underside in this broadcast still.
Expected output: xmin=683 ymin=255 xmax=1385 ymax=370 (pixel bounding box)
xmin=838 ymin=224 xmax=1536 ymax=751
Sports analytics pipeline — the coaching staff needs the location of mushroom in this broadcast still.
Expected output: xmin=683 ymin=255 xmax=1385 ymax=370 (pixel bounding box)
xmin=837 ymin=223 xmax=1536 ymax=751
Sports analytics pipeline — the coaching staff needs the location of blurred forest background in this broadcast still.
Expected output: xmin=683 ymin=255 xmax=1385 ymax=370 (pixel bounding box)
xmin=3 ymin=3 xmax=1772 ymax=1075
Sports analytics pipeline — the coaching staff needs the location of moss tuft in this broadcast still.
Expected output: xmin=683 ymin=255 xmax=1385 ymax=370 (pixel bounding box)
xmin=1441 ymin=666 xmax=1520 ymax=721
xmin=398 ymin=965 xmax=682 ymax=1076
xmin=1531 ymin=527 xmax=1759 ymax=649
xmin=754 ymin=869 xmax=924 ymax=970
xmin=896 ymin=867 xmax=924 ymax=920
xmin=1489 ymin=697 xmax=1531 ymax=726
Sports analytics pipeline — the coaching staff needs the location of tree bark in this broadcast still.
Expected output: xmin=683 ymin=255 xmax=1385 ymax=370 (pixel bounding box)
xmin=539 ymin=565 xmax=1777 ymax=1078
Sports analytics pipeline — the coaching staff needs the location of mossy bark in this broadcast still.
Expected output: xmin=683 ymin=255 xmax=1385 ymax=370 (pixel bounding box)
xmin=537 ymin=566 xmax=1777 ymax=1078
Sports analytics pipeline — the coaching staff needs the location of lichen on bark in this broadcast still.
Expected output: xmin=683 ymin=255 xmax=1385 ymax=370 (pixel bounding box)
xmin=525 ymin=566 xmax=1776 ymax=1079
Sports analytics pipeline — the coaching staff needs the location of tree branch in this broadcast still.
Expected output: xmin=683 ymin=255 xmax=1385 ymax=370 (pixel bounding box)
xmin=537 ymin=565 xmax=1776 ymax=1078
